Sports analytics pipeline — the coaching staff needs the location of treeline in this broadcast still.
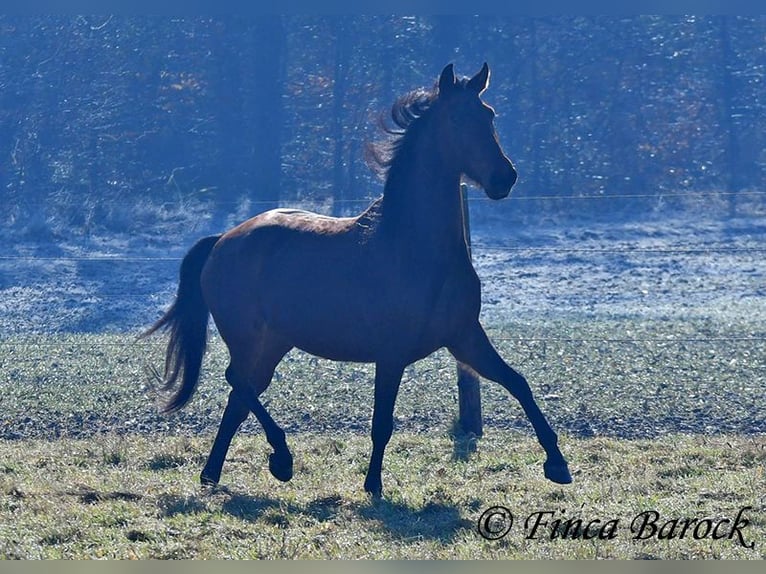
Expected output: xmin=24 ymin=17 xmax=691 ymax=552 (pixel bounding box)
xmin=1 ymin=16 xmax=763 ymax=237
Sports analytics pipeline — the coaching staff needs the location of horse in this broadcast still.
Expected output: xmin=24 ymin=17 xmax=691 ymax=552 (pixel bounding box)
xmin=142 ymin=63 xmax=572 ymax=497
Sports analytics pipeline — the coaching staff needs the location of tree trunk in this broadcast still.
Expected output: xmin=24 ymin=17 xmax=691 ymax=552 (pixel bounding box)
xmin=331 ymin=18 xmax=351 ymax=215
xmin=716 ymin=16 xmax=741 ymax=217
xmin=251 ymin=16 xmax=287 ymax=211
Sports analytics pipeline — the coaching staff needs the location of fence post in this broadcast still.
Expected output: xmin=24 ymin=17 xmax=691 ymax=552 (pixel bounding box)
xmin=456 ymin=183 xmax=483 ymax=437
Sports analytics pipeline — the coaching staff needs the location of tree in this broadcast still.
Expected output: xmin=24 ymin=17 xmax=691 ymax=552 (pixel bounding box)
xmin=249 ymin=16 xmax=287 ymax=210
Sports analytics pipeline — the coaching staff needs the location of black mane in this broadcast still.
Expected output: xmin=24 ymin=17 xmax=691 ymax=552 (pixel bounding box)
xmin=365 ymin=86 xmax=438 ymax=179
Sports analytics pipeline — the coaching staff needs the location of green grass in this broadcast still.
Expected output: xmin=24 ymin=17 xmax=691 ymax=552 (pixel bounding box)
xmin=0 ymin=317 xmax=764 ymax=558
xmin=1 ymin=317 xmax=763 ymax=441
xmin=0 ymin=433 xmax=763 ymax=559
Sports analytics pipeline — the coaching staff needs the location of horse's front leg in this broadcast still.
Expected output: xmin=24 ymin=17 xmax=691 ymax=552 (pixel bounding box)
xmin=364 ymin=362 xmax=405 ymax=498
xmin=449 ymin=323 xmax=572 ymax=484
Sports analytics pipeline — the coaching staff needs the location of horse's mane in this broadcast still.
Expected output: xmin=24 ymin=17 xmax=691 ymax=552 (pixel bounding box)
xmin=365 ymin=85 xmax=438 ymax=180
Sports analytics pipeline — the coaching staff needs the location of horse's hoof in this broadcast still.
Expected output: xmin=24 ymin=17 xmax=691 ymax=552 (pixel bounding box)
xmin=269 ymin=451 xmax=293 ymax=482
xmin=544 ymin=460 xmax=572 ymax=484
xmin=200 ymin=474 xmax=219 ymax=487
xmin=363 ymin=477 xmax=383 ymax=499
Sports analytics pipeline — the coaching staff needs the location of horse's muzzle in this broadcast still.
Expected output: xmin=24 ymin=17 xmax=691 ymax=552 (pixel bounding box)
xmin=485 ymin=168 xmax=517 ymax=200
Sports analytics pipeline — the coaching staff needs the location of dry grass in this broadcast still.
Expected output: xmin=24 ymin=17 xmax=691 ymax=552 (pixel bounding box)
xmin=0 ymin=318 xmax=764 ymax=559
xmin=0 ymin=432 xmax=764 ymax=559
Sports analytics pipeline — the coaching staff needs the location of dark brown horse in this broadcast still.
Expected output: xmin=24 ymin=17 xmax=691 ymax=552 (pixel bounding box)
xmin=143 ymin=63 xmax=571 ymax=497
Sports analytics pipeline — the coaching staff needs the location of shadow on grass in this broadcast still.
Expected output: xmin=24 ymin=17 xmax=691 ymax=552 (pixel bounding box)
xmin=451 ymin=427 xmax=481 ymax=463
xmin=357 ymin=497 xmax=472 ymax=543
xmin=158 ymin=485 xmax=470 ymax=542
xmin=158 ymin=487 xmax=346 ymax=526
xmin=222 ymin=492 xmax=346 ymax=526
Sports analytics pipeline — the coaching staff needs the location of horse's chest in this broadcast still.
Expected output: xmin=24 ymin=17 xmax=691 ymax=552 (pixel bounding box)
xmin=383 ymin=258 xmax=482 ymax=348
xmin=429 ymin=263 xmax=482 ymax=328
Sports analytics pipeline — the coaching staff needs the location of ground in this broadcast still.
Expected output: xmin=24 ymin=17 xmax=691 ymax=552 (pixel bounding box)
xmin=1 ymin=200 xmax=764 ymax=442
xmin=1 ymin=199 xmax=764 ymax=559
xmin=2 ymin=200 xmax=764 ymax=333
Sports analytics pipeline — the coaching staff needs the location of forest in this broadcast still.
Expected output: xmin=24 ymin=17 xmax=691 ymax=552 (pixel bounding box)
xmin=1 ymin=15 xmax=764 ymax=240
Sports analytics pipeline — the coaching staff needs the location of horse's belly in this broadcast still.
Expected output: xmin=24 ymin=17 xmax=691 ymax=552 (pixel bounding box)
xmin=293 ymin=334 xmax=379 ymax=364
xmin=260 ymin=269 xmax=452 ymax=365
xmin=290 ymin=327 xmax=441 ymax=365
xmin=264 ymin=291 xmax=415 ymax=363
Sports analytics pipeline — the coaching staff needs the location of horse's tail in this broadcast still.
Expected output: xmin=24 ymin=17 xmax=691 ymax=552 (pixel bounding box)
xmin=141 ymin=235 xmax=221 ymax=413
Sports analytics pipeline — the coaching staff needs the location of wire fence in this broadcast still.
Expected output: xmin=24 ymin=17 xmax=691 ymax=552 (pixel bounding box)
xmin=2 ymin=188 xmax=764 ymax=347
xmin=1 ymin=249 xmax=765 ymax=264
xmin=2 ymin=333 xmax=765 ymax=349
xmin=12 ymin=189 xmax=766 ymax=206
xmin=104 ymin=188 xmax=766 ymax=205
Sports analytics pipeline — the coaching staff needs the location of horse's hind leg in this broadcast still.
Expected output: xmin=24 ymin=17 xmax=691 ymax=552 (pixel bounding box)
xmin=225 ymin=332 xmax=294 ymax=483
xmin=200 ymin=389 xmax=249 ymax=486
xmin=201 ymin=333 xmax=291 ymax=485
xmin=449 ymin=322 xmax=571 ymax=485
xmin=231 ymin=374 xmax=294 ymax=483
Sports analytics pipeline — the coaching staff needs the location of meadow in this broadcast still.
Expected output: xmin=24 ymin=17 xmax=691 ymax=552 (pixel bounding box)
xmin=1 ymin=317 xmax=764 ymax=559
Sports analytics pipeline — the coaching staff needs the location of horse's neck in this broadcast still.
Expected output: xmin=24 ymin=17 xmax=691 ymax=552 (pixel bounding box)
xmin=378 ymin=144 xmax=465 ymax=257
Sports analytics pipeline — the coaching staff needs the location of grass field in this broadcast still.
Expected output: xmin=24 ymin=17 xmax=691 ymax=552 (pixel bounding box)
xmin=0 ymin=433 xmax=763 ymax=559
xmin=1 ymin=317 xmax=764 ymax=559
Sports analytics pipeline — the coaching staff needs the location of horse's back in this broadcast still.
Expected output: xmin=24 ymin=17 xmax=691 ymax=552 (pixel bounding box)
xmin=223 ymin=207 xmax=359 ymax=240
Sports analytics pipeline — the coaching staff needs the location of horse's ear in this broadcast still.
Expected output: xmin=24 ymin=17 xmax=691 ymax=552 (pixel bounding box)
xmin=467 ymin=62 xmax=490 ymax=94
xmin=438 ymin=63 xmax=456 ymax=96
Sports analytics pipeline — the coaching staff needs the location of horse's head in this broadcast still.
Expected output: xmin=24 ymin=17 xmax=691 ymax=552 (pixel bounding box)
xmin=435 ymin=63 xmax=517 ymax=200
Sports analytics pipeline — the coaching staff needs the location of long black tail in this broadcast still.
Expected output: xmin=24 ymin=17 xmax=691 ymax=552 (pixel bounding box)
xmin=141 ymin=235 xmax=221 ymax=412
